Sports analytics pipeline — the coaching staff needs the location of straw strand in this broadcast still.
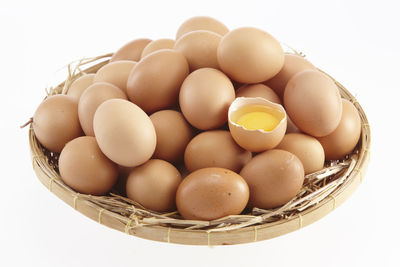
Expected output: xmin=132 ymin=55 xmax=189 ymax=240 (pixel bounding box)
xmin=20 ymin=118 xmax=33 ymax=129
xmin=125 ymin=219 xmax=133 ymax=234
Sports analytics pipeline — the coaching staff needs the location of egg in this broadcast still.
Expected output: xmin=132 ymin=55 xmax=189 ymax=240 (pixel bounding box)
xmin=236 ymin=83 xmax=281 ymax=104
xmin=93 ymin=99 xmax=156 ymax=167
xmin=217 ymin=27 xmax=284 ymax=83
xmin=277 ymin=133 xmax=325 ymax=174
xmin=233 ymin=85 xmax=301 ymax=136
xmin=317 ymin=99 xmax=361 ymax=160
xmin=33 ymin=95 xmax=82 ymax=152
xmin=179 ymin=68 xmax=235 ymax=130
xmin=66 ymin=74 xmax=95 ymax=101
xmin=176 ymin=16 xmax=229 ymax=40
xmin=174 ymin=30 xmax=221 ymax=71
xmin=184 ymin=130 xmax=252 ymax=173
xmin=93 ymin=60 xmax=136 ymax=94
xmin=59 ymin=136 xmax=118 ymax=195
xmin=141 ymin=39 xmax=176 ymax=58
xmin=265 ymin=54 xmax=315 ymax=98
xmin=228 ymin=97 xmax=287 ymax=152
xmin=284 ymin=70 xmax=342 ymax=137
xmin=176 ymin=167 xmax=249 ymax=220
xmin=149 ymin=110 xmax=194 ymax=163
xmin=78 ymin=82 xmax=127 ymax=136
xmin=126 ymin=159 xmax=182 ymax=212
xmin=240 ymin=149 xmax=305 ymax=209
xmin=110 ymin=38 xmax=152 ymax=62
xmin=127 ymin=49 xmax=189 ymax=113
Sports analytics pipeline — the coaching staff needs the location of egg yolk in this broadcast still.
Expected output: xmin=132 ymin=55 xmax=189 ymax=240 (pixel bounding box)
xmin=237 ymin=111 xmax=280 ymax=131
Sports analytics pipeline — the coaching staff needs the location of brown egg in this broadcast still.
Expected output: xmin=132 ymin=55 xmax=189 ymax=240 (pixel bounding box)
xmin=93 ymin=99 xmax=156 ymax=167
xmin=126 ymin=159 xmax=182 ymax=212
xmin=59 ymin=136 xmax=118 ymax=195
xmin=78 ymin=82 xmax=127 ymax=136
xmin=179 ymin=68 xmax=235 ymax=130
xmin=317 ymin=99 xmax=361 ymax=160
xmin=233 ymin=84 xmax=301 ymax=136
xmin=110 ymin=38 xmax=152 ymax=62
xmin=228 ymin=97 xmax=287 ymax=152
xmin=236 ymin=84 xmax=281 ymax=104
xmin=284 ymin=70 xmax=342 ymax=137
xmin=67 ymin=74 xmax=95 ymax=101
xmin=33 ymin=95 xmax=82 ymax=152
xmin=176 ymin=167 xmax=249 ymax=220
xmin=174 ymin=30 xmax=221 ymax=71
xmin=141 ymin=39 xmax=175 ymax=58
xmin=277 ymin=133 xmax=325 ymax=174
xmin=176 ymin=16 xmax=229 ymax=40
xmin=150 ymin=110 xmax=194 ymax=163
xmin=127 ymin=49 xmax=189 ymax=113
xmin=217 ymin=27 xmax=284 ymax=83
xmin=93 ymin=60 xmax=136 ymax=94
xmin=184 ymin=130 xmax=252 ymax=173
xmin=265 ymin=54 xmax=315 ymax=99
xmin=240 ymin=149 xmax=305 ymax=209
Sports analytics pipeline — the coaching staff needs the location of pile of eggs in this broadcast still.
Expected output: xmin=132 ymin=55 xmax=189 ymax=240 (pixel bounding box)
xmin=32 ymin=16 xmax=361 ymax=221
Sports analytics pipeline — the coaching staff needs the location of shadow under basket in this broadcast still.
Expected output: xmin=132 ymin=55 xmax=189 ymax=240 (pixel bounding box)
xmin=28 ymin=53 xmax=371 ymax=246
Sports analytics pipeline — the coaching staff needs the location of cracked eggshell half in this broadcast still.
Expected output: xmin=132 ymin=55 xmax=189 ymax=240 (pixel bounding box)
xmin=228 ymin=97 xmax=287 ymax=152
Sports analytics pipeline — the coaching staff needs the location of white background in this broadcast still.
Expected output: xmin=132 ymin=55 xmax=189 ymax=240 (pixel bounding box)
xmin=1 ymin=0 xmax=399 ymax=266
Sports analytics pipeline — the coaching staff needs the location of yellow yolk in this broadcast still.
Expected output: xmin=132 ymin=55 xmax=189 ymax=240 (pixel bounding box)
xmin=237 ymin=111 xmax=280 ymax=131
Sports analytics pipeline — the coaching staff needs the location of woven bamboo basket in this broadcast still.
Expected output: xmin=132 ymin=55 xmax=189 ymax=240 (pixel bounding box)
xmin=27 ymin=52 xmax=370 ymax=246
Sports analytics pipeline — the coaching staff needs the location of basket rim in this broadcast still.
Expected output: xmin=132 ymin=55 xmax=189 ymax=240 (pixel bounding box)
xmin=28 ymin=54 xmax=371 ymax=246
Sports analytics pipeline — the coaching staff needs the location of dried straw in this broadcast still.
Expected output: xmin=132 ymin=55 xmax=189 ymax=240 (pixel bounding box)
xmin=26 ymin=52 xmax=371 ymax=245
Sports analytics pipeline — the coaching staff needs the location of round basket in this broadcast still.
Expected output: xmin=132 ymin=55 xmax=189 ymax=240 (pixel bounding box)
xmin=28 ymin=53 xmax=370 ymax=246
